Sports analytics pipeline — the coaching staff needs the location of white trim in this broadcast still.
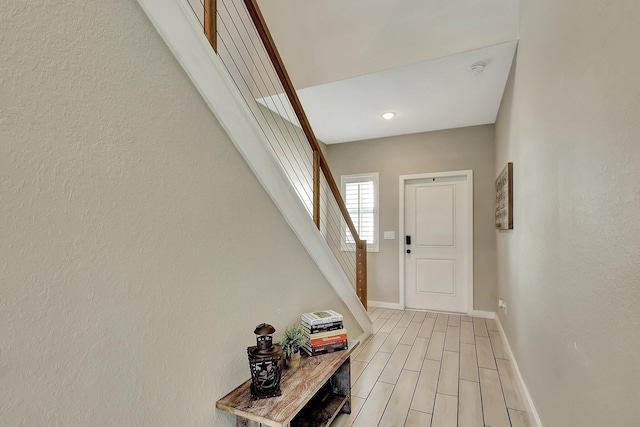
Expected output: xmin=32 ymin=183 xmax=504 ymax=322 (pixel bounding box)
xmin=135 ymin=0 xmax=372 ymax=334
xmin=367 ymin=300 xmax=405 ymax=310
xmin=353 ymin=332 xmax=371 ymax=350
xmin=398 ymin=170 xmax=474 ymax=314
xmin=471 ymin=310 xmax=496 ymax=319
xmin=495 ymin=316 xmax=543 ymax=427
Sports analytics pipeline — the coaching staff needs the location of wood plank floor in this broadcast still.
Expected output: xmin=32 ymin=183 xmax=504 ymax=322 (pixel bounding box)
xmin=331 ymin=308 xmax=532 ymax=427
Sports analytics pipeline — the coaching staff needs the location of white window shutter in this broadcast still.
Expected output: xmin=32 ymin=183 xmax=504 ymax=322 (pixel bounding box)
xmin=341 ymin=173 xmax=379 ymax=252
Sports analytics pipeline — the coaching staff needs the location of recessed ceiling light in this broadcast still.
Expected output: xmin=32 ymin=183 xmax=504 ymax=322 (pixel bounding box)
xmin=382 ymin=112 xmax=396 ymax=120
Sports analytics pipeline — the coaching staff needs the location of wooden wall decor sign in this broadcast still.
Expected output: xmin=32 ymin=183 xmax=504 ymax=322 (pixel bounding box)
xmin=495 ymin=162 xmax=513 ymax=230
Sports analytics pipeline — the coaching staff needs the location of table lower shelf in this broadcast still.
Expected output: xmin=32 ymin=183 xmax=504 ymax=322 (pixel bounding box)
xmin=291 ymin=381 xmax=349 ymax=427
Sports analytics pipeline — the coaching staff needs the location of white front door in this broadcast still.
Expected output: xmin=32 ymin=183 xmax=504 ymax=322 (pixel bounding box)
xmin=403 ymin=172 xmax=472 ymax=313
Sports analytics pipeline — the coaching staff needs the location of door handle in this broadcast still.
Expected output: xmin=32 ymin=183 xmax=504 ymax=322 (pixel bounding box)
xmin=405 ymin=235 xmax=411 ymax=245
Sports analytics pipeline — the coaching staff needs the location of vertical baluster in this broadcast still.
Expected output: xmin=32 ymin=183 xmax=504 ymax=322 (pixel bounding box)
xmin=313 ymin=150 xmax=321 ymax=230
xmin=204 ymin=0 xmax=217 ymax=52
xmin=356 ymin=242 xmax=367 ymax=309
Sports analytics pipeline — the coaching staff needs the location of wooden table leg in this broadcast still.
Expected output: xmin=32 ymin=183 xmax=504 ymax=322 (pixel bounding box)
xmin=331 ymin=356 xmax=352 ymax=414
xmin=237 ymin=416 xmax=261 ymax=426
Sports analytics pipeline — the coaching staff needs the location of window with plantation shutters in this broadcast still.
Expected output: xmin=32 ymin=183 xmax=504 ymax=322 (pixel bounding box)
xmin=341 ymin=173 xmax=379 ymax=252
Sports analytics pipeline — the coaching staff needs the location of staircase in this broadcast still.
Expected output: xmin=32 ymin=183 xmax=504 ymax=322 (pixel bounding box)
xmin=136 ymin=0 xmax=372 ymax=334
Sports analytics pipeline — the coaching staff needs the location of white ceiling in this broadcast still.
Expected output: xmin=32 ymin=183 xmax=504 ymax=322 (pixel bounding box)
xmin=258 ymin=41 xmax=517 ymax=144
xmin=255 ymin=0 xmax=520 ymax=144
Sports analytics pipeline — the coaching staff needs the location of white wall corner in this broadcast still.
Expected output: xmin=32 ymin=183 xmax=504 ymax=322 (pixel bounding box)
xmin=135 ymin=0 xmax=372 ymax=334
xmin=495 ymin=316 xmax=543 ymax=427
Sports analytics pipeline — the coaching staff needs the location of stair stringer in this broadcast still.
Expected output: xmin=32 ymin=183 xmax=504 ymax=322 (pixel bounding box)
xmin=136 ymin=0 xmax=372 ymax=335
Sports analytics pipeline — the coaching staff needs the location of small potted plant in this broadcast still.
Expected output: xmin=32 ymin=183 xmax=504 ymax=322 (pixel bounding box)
xmin=279 ymin=324 xmax=309 ymax=369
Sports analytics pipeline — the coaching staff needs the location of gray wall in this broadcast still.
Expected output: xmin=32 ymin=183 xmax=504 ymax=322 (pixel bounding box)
xmin=495 ymin=0 xmax=640 ymax=425
xmin=326 ymin=125 xmax=496 ymax=311
xmin=0 ymin=1 xmax=360 ymax=425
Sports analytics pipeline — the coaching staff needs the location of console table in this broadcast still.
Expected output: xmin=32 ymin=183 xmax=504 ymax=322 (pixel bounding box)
xmin=216 ymin=341 xmax=358 ymax=427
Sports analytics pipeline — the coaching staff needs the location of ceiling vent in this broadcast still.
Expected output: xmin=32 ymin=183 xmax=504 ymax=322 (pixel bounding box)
xmin=468 ymin=62 xmax=486 ymax=75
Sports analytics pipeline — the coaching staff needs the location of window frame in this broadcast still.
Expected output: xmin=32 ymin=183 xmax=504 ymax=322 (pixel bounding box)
xmin=340 ymin=172 xmax=379 ymax=253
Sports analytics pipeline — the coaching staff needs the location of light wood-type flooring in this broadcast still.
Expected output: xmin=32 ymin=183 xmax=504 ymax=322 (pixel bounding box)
xmin=331 ymin=308 xmax=532 ymax=427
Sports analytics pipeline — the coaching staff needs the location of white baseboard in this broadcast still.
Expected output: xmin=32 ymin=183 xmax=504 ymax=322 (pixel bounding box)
xmin=495 ymin=316 xmax=543 ymax=427
xmin=471 ymin=310 xmax=496 ymax=319
xmin=367 ymin=304 xmax=497 ymax=320
xmin=367 ymin=300 xmax=404 ymax=310
xmin=354 ymin=331 xmax=370 ymax=349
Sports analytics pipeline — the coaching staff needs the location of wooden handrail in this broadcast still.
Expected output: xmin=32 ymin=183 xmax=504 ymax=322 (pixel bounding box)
xmin=242 ymin=0 xmax=362 ymax=246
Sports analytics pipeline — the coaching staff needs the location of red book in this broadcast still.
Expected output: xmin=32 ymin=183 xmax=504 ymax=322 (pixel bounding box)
xmin=303 ymin=342 xmax=348 ymax=356
xmin=309 ymin=334 xmax=348 ymax=347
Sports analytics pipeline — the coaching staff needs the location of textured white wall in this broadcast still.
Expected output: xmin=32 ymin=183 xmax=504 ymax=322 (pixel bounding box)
xmin=495 ymin=0 xmax=640 ymax=424
xmin=0 ymin=0 xmax=360 ymax=425
xmin=326 ymin=126 xmax=497 ymax=311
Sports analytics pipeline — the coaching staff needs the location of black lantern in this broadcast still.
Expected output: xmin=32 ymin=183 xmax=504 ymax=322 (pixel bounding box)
xmin=247 ymin=323 xmax=284 ymax=400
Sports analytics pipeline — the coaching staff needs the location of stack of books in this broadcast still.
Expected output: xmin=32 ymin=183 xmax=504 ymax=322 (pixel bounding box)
xmin=301 ymin=310 xmax=348 ymax=356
